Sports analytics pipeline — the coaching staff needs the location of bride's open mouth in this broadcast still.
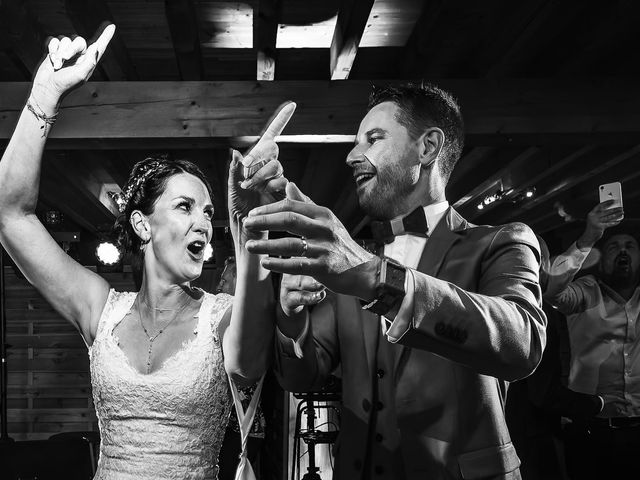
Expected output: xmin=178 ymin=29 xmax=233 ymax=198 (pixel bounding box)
xmin=187 ymin=240 xmax=206 ymax=259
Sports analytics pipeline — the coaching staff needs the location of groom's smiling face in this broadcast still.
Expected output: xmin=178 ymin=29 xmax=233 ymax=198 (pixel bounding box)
xmin=346 ymin=101 xmax=423 ymax=220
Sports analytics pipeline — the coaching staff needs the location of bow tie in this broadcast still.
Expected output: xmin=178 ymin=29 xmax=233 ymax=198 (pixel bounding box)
xmin=370 ymin=207 xmax=429 ymax=245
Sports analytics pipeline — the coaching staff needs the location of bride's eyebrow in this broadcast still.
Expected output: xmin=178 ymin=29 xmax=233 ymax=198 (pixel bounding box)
xmin=173 ymin=195 xmax=195 ymax=203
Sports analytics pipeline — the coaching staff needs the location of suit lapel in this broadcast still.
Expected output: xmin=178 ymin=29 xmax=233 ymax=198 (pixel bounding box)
xmin=416 ymin=207 xmax=467 ymax=276
xmin=393 ymin=207 xmax=468 ymax=373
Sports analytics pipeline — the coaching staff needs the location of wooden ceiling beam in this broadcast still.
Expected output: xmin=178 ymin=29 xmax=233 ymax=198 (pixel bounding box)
xmin=485 ymin=145 xmax=640 ymax=227
xmin=0 ymin=0 xmax=48 ymax=77
xmin=64 ymin=0 xmax=138 ymax=81
xmin=558 ymin=0 xmax=640 ymax=76
xmin=40 ymin=153 xmax=115 ymax=236
xmin=330 ymin=0 xmax=375 ymax=80
xmin=2 ymin=78 xmax=640 ymax=147
xmin=464 ymin=145 xmax=594 ymax=221
xmin=399 ymin=0 xmax=446 ymax=76
xmin=254 ymin=0 xmax=281 ymax=81
xmin=527 ymin=154 xmax=640 ymax=234
xmin=454 ymin=146 xmax=541 ymax=212
xmin=165 ymin=0 xmax=204 ymax=80
xmin=469 ymin=0 xmax=551 ymax=78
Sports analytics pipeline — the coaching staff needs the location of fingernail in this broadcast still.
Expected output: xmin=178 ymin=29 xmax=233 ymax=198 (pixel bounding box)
xmin=248 ymin=208 xmax=260 ymax=217
xmin=240 ymin=180 xmax=253 ymax=189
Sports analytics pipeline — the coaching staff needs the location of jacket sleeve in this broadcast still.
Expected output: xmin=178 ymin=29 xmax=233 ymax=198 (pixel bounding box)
xmin=388 ymin=223 xmax=547 ymax=381
xmin=273 ymin=292 xmax=340 ymax=392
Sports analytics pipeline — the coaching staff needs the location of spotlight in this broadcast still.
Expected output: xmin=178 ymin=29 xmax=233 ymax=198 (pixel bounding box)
xmin=525 ymin=188 xmax=535 ymax=198
xmin=477 ymin=203 xmax=484 ymax=210
xmin=204 ymin=243 xmax=213 ymax=262
xmin=96 ymin=241 xmax=121 ymax=265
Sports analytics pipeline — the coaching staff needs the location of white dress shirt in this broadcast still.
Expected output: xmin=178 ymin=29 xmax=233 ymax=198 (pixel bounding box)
xmin=278 ymin=202 xmax=450 ymax=357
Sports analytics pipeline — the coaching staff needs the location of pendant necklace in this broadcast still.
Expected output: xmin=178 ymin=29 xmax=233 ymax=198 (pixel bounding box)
xmin=138 ymin=294 xmax=192 ymax=374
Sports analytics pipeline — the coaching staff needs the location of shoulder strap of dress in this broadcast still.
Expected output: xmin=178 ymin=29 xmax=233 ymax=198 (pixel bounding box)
xmin=227 ymin=373 xmax=265 ymax=480
xmin=95 ymin=290 xmax=136 ymax=339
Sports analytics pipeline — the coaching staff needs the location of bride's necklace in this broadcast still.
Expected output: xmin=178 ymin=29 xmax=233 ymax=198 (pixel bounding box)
xmin=138 ymin=294 xmax=192 ymax=374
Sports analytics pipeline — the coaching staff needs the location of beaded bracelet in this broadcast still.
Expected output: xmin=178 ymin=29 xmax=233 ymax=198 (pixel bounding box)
xmin=26 ymin=97 xmax=58 ymax=138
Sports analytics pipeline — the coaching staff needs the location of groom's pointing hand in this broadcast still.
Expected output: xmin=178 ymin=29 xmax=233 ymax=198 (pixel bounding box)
xmin=244 ymin=183 xmax=379 ymax=300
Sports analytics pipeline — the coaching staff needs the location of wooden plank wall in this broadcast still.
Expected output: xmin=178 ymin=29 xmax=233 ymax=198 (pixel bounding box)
xmin=4 ymin=267 xmax=136 ymax=440
xmin=3 ymin=262 xmax=226 ymax=441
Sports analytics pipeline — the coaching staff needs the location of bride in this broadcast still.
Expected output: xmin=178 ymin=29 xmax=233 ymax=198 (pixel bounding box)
xmin=0 ymin=25 xmax=291 ymax=479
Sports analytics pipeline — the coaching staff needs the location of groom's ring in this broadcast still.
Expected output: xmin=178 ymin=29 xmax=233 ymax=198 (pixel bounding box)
xmin=300 ymin=237 xmax=308 ymax=257
xmin=243 ymin=159 xmax=268 ymax=179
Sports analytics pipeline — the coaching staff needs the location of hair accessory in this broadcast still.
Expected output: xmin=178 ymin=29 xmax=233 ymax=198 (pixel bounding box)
xmin=26 ymin=97 xmax=58 ymax=138
xmin=112 ymin=161 xmax=162 ymax=213
xmin=108 ymin=191 xmax=127 ymax=213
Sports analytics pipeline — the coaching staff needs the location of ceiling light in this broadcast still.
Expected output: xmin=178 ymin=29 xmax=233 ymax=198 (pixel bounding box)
xmin=96 ymin=241 xmax=121 ymax=265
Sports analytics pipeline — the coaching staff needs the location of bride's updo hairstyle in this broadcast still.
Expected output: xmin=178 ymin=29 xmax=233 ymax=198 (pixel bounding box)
xmin=113 ymin=155 xmax=213 ymax=288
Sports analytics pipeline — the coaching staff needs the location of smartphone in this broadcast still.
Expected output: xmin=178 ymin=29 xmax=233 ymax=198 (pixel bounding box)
xmin=599 ymin=182 xmax=623 ymax=208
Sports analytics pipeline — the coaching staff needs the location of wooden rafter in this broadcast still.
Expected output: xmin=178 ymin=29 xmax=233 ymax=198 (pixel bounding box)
xmin=64 ymin=0 xmax=138 ymax=81
xmin=165 ymin=0 xmax=204 ymax=80
xmin=330 ymin=0 xmax=374 ymax=80
xmin=2 ymin=78 xmax=640 ymax=149
xmin=454 ymin=147 xmax=541 ymax=212
xmin=558 ymin=0 xmax=640 ymax=76
xmin=399 ymin=0 xmax=446 ymax=76
xmin=527 ymin=155 xmax=640 ymax=234
xmin=254 ymin=0 xmax=281 ymax=81
xmin=485 ymin=145 xmax=640 ymax=227
xmin=0 ymin=0 xmax=48 ymax=77
xmin=40 ymin=153 xmax=115 ymax=235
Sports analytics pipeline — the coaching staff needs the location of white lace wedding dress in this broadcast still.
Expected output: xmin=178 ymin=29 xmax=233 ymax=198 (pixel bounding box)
xmin=89 ymin=289 xmax=233 ymax=479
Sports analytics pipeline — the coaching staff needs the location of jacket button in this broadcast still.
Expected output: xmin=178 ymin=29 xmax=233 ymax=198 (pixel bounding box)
xmin=362 ymin=399 xmax=371 ymax=412
xmin=376 ymin=368 xmax=385 ymax=379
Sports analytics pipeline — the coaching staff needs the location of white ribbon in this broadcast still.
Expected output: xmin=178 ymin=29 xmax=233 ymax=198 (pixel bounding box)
xmin=228 ymin=373 xmax=265 ymax=480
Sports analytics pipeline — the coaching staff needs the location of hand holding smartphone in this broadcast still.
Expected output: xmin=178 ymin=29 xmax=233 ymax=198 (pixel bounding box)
xmin=599 ymin=182 xmax=623 ymax=209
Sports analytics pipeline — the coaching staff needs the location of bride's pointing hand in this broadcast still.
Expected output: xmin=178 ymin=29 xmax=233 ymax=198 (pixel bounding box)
xmin=227 ymin=102 xmax=295 ymax=244
xmin=31 ymin=24 xmax=116 ymax=114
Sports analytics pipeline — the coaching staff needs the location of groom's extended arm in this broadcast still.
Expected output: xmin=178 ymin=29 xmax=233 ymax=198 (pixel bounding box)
xmin=245 ymin=191 xmax=546 ymax=382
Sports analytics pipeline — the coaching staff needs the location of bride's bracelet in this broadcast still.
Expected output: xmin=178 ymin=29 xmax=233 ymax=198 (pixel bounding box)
xmin=26 ymin=96 xmax=58 ymax=138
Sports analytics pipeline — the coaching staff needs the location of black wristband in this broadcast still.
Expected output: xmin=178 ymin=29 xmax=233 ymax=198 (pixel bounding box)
xmin=360 ymin=257 xmax=406 ymax=316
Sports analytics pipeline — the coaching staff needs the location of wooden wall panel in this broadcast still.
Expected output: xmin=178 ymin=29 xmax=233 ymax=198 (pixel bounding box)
xmin=4 ymin=267 xmax=136 ymax=441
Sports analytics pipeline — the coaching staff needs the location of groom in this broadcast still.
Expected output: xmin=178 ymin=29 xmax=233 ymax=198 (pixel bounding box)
xmin=244 ymin=82 xmax=546 ymax=480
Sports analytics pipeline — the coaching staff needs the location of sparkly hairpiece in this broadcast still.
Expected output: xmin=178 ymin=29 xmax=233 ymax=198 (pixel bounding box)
xmin=109 ymin=161 xmax=162 ymax=213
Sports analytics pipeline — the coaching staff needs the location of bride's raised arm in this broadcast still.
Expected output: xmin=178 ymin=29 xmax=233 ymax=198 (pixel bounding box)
xmin=221 ymin=103 xmax=295 ymax=386
xmin=0 ymin=26 xmax=115 ymax=343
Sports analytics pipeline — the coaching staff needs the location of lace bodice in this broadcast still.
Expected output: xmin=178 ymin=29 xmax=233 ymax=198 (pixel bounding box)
xmin=89 ymin=289 xmax=233 ymax=480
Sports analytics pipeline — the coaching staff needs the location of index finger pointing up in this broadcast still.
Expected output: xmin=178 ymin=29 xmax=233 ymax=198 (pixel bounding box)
xmin=243 ymin=101 xmax=296 ymax=167
xmin=91 ymin=24 xmax=116 ymax=63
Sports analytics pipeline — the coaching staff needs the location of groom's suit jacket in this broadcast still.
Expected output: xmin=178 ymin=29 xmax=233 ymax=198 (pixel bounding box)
xmin=274 ymin=207 xmax=546 ymax=480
